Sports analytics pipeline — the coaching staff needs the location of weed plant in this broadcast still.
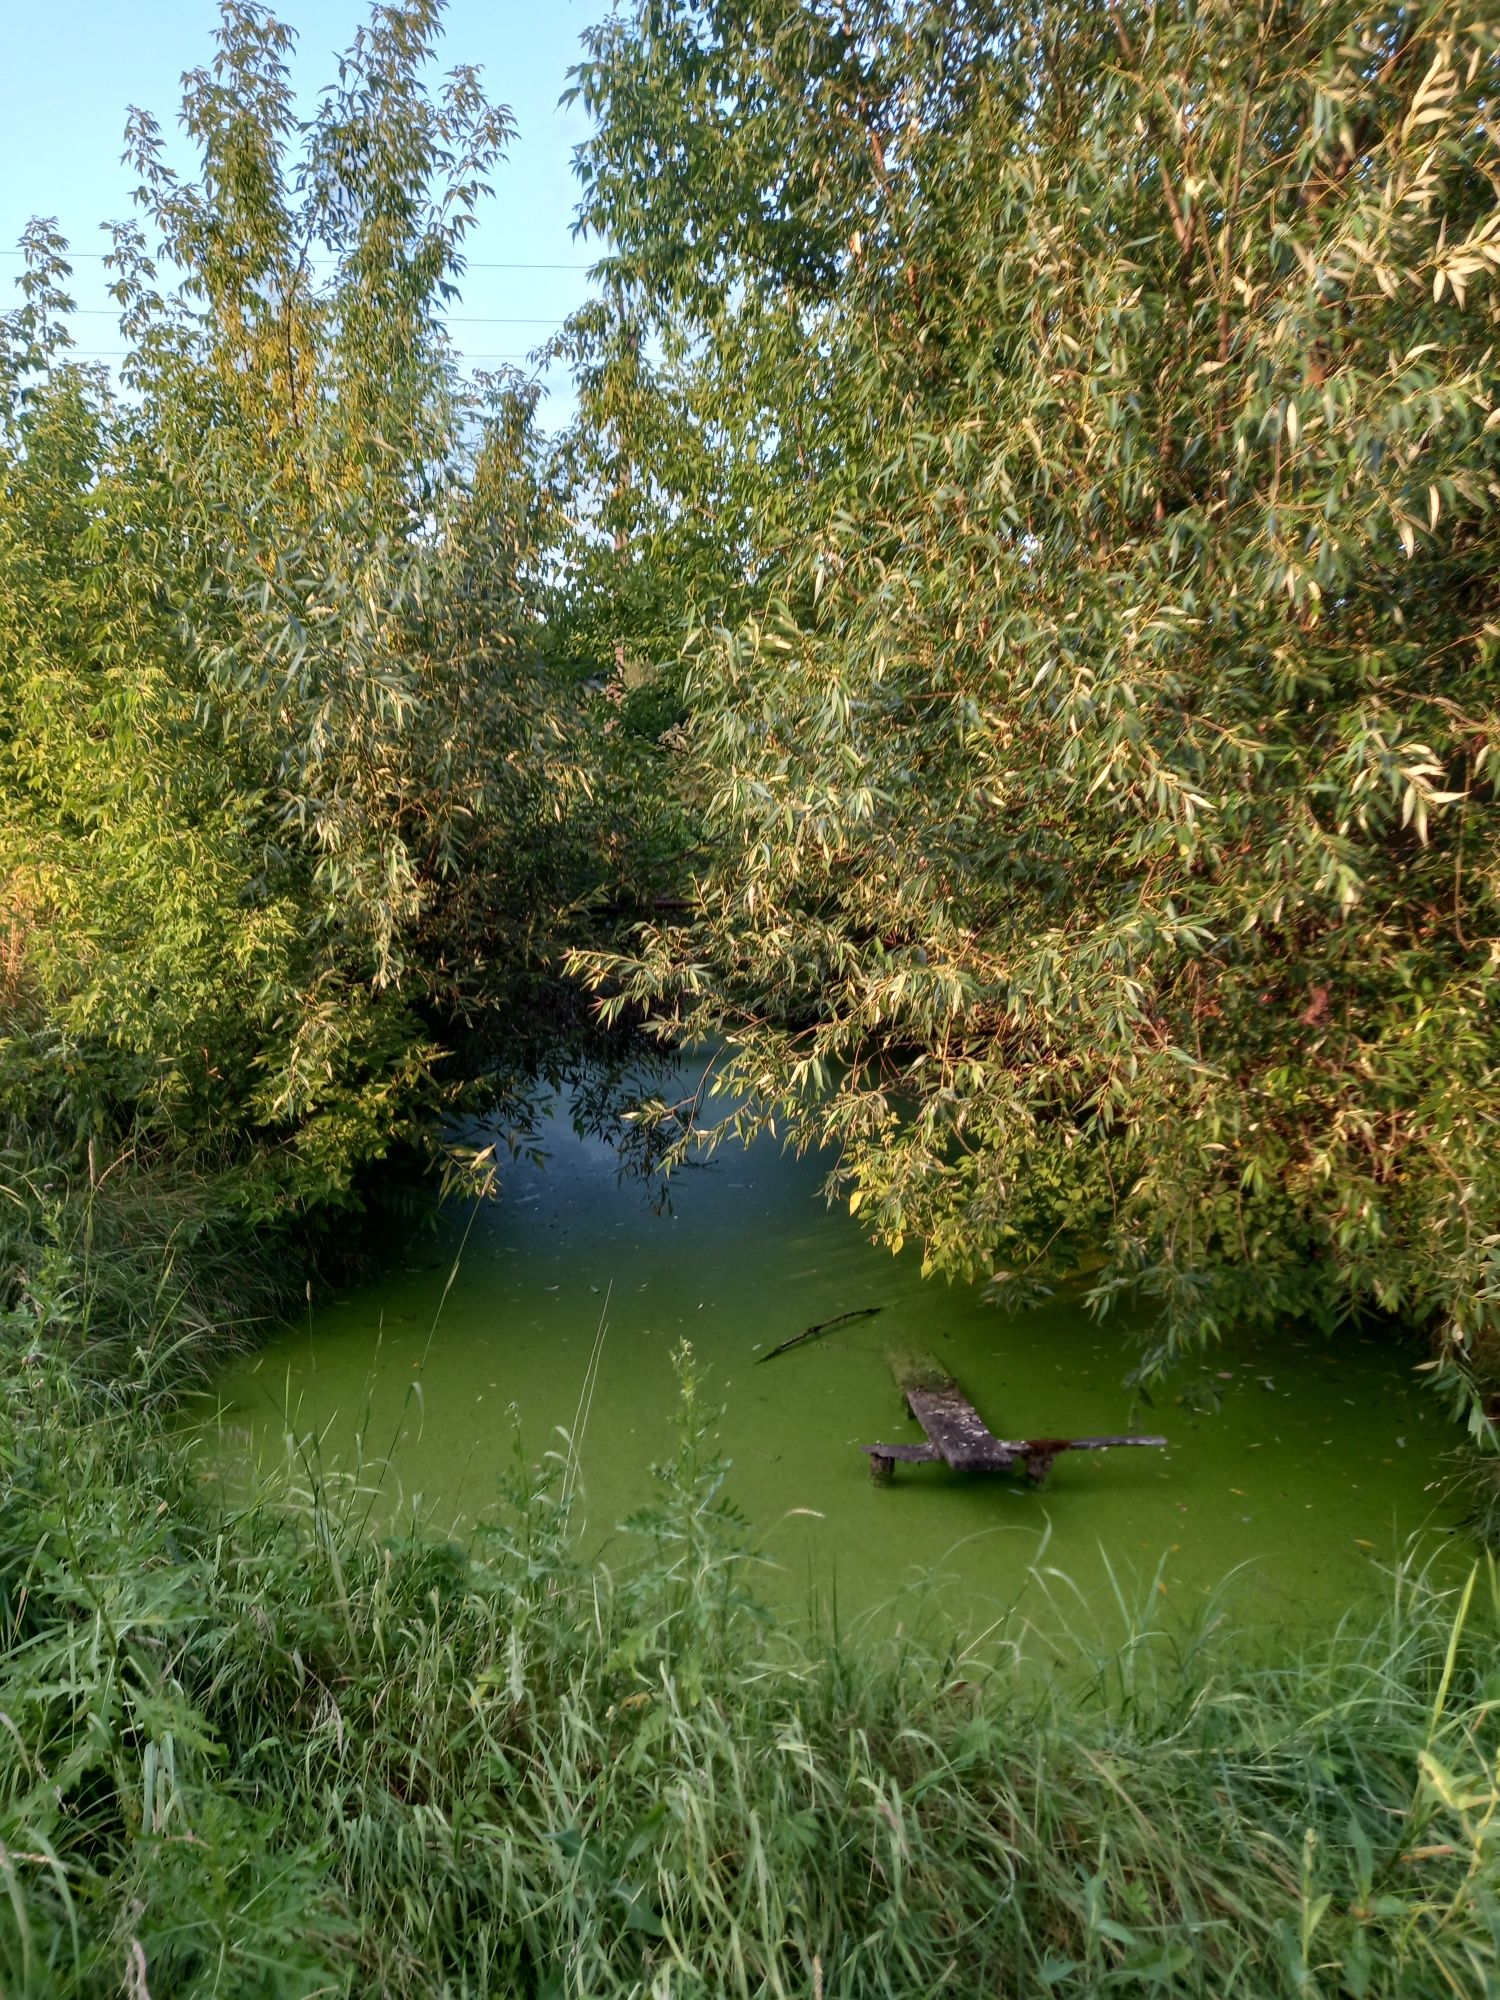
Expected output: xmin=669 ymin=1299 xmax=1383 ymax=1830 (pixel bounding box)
xmin=0 ymin=1290 xmax=1496 ymax=1999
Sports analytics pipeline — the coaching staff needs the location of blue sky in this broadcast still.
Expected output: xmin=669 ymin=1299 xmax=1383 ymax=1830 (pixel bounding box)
xmin=0 ymin=1 xmax=606 ymax=424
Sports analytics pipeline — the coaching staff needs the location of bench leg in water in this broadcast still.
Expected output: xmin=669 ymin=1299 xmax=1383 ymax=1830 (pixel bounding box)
xmin=863 ymin=1443 xmax=943 ymax=1485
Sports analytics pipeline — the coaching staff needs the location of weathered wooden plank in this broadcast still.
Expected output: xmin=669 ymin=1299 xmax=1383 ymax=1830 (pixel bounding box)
xmin=887 ymin=1346 xmax=961 ymax=1398
xmin=889 ymin=1347 xmax=1004 ymax=1468
xmin=1001 ymin=1434 xmax=1167 ymax=1457
xmin=904 ymin=1385 xmax=1009 ymax=1470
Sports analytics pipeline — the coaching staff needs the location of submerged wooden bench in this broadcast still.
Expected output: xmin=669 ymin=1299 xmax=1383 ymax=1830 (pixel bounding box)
xmin=862 ymin=1349 xmax=1166 ymax=1489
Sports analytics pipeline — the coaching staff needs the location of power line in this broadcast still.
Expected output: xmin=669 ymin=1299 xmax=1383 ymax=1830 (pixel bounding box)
xmin=66 ymin=354 xmax=556 ymax=368
xmin=0 ymin=250 xmax=592 ymax=270
xmin=58 ymin=307 xmax=563 ymax=324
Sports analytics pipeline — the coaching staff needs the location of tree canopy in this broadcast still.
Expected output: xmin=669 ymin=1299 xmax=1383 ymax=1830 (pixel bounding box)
xmin=567 ymin=1 xmax=1500 ymax=1396
xmin=0 ymin=0 xmax=588 ymax=1256
xmin=6 ymin=0 xmax=1499 ymax=1401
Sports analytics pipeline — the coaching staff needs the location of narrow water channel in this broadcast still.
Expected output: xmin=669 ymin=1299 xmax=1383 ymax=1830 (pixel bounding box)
xmin=213 ymin=1074 xmax=1460 ymax=1647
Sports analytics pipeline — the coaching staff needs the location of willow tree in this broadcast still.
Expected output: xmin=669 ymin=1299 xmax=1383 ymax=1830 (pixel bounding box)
xmin=0 ymin=0 xmax=584 ymax=1264
xmin=570 ymin=1 xmax=1500 ymax=1396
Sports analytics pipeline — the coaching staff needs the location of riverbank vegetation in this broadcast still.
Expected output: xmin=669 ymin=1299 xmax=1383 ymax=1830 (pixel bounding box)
xmin=567 ymin=0 xmax=1500 ymax=1405
xmin=3 ymin=1324 xmax=1498 ymax=1998
xmin=0 ymin=0 xmax=668 ymax=1348
xmin=3 ymin=0 xmax=1500 ymax=1991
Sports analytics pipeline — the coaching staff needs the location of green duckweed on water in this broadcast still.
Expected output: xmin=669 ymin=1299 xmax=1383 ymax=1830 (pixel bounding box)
xmin=212 ymin=1075 xmax=1461 ymax=1649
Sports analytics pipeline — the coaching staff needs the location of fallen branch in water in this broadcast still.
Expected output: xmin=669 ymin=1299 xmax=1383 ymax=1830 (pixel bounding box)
xmin=758 ymin=1306 xmax=883 ymax=1364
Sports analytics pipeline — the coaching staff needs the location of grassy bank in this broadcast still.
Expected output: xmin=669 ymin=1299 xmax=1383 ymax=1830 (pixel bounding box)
xmin=0 ymin=1272 xmax=1496 ymax=1998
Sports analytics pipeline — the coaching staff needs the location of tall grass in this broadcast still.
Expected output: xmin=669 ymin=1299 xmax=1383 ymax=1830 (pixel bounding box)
xmin=0 ymin=1134 xmax=285 ymax=1406
xmin=0 ymin=1319 xmax=1497 ymax=1999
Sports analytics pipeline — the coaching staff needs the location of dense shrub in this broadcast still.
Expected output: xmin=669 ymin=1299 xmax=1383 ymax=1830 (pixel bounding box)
xmin=0 ymin=2 xmax=589 ymax=1259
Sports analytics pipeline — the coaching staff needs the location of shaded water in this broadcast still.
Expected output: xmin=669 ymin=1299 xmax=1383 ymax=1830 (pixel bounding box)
xmin=214 ymin=1078 xmax=1460 ymax=1645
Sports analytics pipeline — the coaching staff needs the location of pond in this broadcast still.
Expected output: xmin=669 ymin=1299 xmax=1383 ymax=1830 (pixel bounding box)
xmin=212 ymin=1070 xmax=1462 ymax=1650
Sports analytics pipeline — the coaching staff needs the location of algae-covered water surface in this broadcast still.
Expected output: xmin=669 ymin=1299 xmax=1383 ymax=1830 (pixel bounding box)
xmin=213 ymin=1076 xmax=1460 ymax=1643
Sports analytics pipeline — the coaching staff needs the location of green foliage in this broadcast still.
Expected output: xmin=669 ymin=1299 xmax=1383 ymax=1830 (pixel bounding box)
xmin=6 ymin=11 xmax=1499 ymax=1978
xmin=567 ymin=2 xmax=1500 ymax=1395
xmin=0 ymin=1320 xmax=1497 ymax=1997
xmin=0 ymin=2 xmax=590 ymax=1263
